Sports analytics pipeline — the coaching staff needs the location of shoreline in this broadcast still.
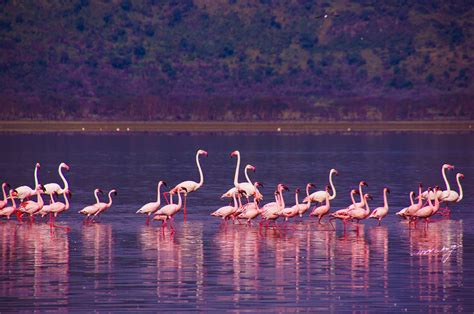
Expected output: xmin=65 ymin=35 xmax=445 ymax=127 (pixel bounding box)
xmin=0 ymin=120 xmax=472 ymax=133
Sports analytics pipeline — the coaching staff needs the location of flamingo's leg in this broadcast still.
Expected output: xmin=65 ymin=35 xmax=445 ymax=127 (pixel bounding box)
xmin=183 ymin=194 xmax=187 ymax=222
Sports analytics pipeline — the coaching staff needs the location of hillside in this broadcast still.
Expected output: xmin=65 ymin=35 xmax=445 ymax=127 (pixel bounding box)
xmin=0 ymin=0 xmax=473 ymax=120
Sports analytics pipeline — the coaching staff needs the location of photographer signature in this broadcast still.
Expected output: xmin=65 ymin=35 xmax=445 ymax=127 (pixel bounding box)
xmin=411 ymin=244 xmax=462 ymax=263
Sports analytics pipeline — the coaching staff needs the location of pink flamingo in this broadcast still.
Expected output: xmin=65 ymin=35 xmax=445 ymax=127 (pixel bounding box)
xmin=280 ymin=188 xmax=301 ymax=222
xmin=421 ymin=164 xmax=453 ymax=201
xmin=411 ymin=187 xmax=441 ymax=227
xmin=329 ymin=189 xmax=359 ymax=229
xmin=155 ymin=187 xmax=186 ymax=232
xmin=78 ymin=189 xmax=103 ymax=219
xmin=168 ymin=149 xmax=208 ymax=221
xmin=37 ymin=191 xmax=57 ymax=218
xmin=262 ymin=184 xmax=288 ymax=212
xmin=396 ymin=191 xmax=414 ymax=219
xmin=230 ymin=150 xmax=261 ymax=202
xmin=92 ymin=189 xmax=117 ymax=220
xmin=0 ymin=190 xmax=18 ymax=219
xmin=310 ymin=186 xmax=331 ymax=223
xmin=237 ymin=192 xmax=263 ymax=225
xmin=19 ymin=184 xmax=45 ymax=220
xmin=15 ymin=162 xmax=41 ymax=201
xmin=221 ymin=165 xmax=260 ymax=199
xmin=440 ymin=173 xmax=464 ymax=214
xmin=403 ymin=183 xmax=424 ymax=217
xmin=46 ymin=190 xmax=71 ymax=230
xmin=211 ymin=190 xmax=239 ymax=223
xmin=0 ymin=182 xmax=11 ymax=210
xmin=294 ymin=183 xmax=315 ymax=218
xmin=348 ymin=181 xmax=369 ymax=210
xmin=136 ymin=181 xmax=167 ymax=224
xmin=304 ymin=169 xmax=338 ymax=204
xmin=43 ymin=162 xmax=70 ymax=195
xmin=347 ymin=193 xmax=373 ymax=223
xmin=369 ymin=188 xmax=390 ymax=225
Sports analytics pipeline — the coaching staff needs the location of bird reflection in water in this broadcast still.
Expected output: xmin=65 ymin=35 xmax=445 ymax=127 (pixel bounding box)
xmin=0 ymin=222 xmax=69 ymax=307
xmin=81 ymin=223 xmax=113 ymax=304
xmin=407 ymin=220 xmax=464 ymax=312
xmin=138 ymin=222 xmax=204 ymax=305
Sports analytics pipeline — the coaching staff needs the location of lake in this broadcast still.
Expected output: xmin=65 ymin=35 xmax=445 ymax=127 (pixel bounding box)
xmin=0 ymin=132 xmax=473 ymax=311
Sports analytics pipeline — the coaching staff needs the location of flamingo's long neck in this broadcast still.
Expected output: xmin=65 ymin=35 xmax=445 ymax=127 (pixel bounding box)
xmin=63 ymin=192 xmax=69 ymax=210
xmin=244 ymin=166 xmax=252 ymax=184
xmin=9 ymin=192 xmax=16 ymax=209
xmin=325 ymin=190 xmax=330 ymax=207
xmin=442 ymin=166 xmax=451 ymax=191
xmin=232 ymin=192 xmax=238 ymax=209
xmin=456 ymin=175 xmax=463 ymax=202
xmin=58 ymin=165 xmax=69 ymax=191
xmin=1 ymin=184 xmax=6 ymax=201
xmin=383 ymin=190 xmax=388 ymax=209
xmin=107 ymin=192 xmax=114 ymax=208
xmin=427 ymin=194 xmax=434 ymax=207
xmin=156 ymin=182 xmax=162 ymax=203
xmin=36 ymin=189 xmax=43 ymax=207
xmin=409 ymin=192 xmax=414 ymax=206
xmin=196 ymin=152 xmax=204 ymax=188
xmin=237 ymin=193 xmax=243 ymax=209
xmin=305 ymin=185 xmax=311 ymax=205
xmin=417 ymin=186 xmax=422 ymax=206
xmin=363 ymin=196 xmax=370 ymax=215
xmin=358 ymin=184 xmax=364 ymax=203
xmin=233 ymin=152 xmax=240 ymax=187
xmin=50 ymin=193 xmax=55 ymax=204
xmin=295 ymin=191 xmax=299 ymax=206
xmin=94 ymin=190 xmax=101 ymax=205
xmin=432 ymin=192 xmax=440 ymax=214
xmin=328 ymin=171 xmax=336 ymax=200
xmin=279 ymin=191 xmax=285 ymax=209
xmin=34 ymin=165 xmax=39 ymax=187
xmin=350 ymin=192 xmax=357 ymax=206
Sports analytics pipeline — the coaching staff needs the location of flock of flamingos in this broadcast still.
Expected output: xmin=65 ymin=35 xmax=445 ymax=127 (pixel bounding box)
xmin=0 ymin=149 xmax=465 ymax=232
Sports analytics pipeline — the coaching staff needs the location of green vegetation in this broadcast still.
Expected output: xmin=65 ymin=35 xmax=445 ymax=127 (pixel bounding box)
xmin=0 ymin=1 xmax=472 ymax=121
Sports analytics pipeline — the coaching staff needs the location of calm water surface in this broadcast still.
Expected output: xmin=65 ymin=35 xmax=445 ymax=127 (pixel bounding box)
xmin=0 ymin=133 xmax=473 ymax=311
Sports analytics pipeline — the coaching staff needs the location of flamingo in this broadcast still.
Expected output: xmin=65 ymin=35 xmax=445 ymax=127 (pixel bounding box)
xmin=0 ymin=182 xmax=11 ymax=210
xmin=43 ymin=162 xmax=70 ymax=195
xmin=369 ymin=188 xmax=390 ymax=225
xmin=19 ymin=184 xmax=45 ymax=220
xmin=237 ymin=190 xmax=263 ymax=225
xmin=296 ymin=183 xmax=315 ymax=217
xmin=396 ymin=191 xmax=414 ymax=218
xmin=440 ymin=173 xmax=464 ymax=214
xmin=348 ymin=181 xmax=369 ymax=210
xmin=310 ymin=186 xmax=331 ymax=223
xmin=46 ymin=190 xmax=71 ymax=230
xmin=15 ymin=162 xmax=41 ymax=201
xmin=169 ymin=149 xmax=208 ymax=221
xmin=0 ymin=190 xmax=18 ymax=219
xmin=92 ymin=189 xmax=118 ymax=220
xmin=404 ymin=183 xmax=424 ymax=217
xmin=421 ymin=164 xmax=453 ymax=201
xmin=230 ymin=150 xmax=262 ymax=202
xmin=329 ymin=189 xmax=359 ymax=229
xmin=136 ymin=181 xmax=167 ymax=223
xmin=78 ymin=189 xmax=103 ymax=219
xmin=155 ymin=187 xmax=186 ymax=231
xmin=347 ymin=193 xmax=373 ymax=223
xmin=37 ymin=192 xmax=57 ymax=218
xmin=211 ymin=190 xmax=239 ymax=222
xmin=262 ymin=184 xmax=288 ymax=212
xmin=261 ymin=191 xmax=284 ymax=225
xmin=280 ymin=188 xmax=301 ymax=222
xmin=221 ymin=164 xmax=259 ymax=199
xmin=303 ymin=168 xmax=338 ymax=204
xmin=411 ymin=187 xmax=441 ymax=227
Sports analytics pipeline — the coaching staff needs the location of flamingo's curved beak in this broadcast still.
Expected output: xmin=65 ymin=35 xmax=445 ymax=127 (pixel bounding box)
xmin=230 ymin=151 xmax=238 ymax=157
xmin=202 ymin=150 xmax=208 ymax=157
xmin=12 ymin=190 xmax=18 ymax=197
xmin=162 ymin=181 xmax=167 ymax=187
xmin=367 ymin=194 xmax=373 ymax=200
xmin=256 ymin=182 xmax=263 ymax=188
xmin=251 ymin=166 xmax=256 ymax=172
xmin=386 ymin=188 xmax=390 ymax=193
xmin=362 ymin=181 xmax=368 ymax=187
xmin=295 ymin=188 xmax=300 ymax=193
xmin=460 ymin=173 xmax=465 ymax=178
xmin=309 ymin=183 xmax=316 ymax=187
xmin=282 ymin=185 xmax=289 ymax=191
xmin=6 ymin=183 xmax=11 ymax=189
